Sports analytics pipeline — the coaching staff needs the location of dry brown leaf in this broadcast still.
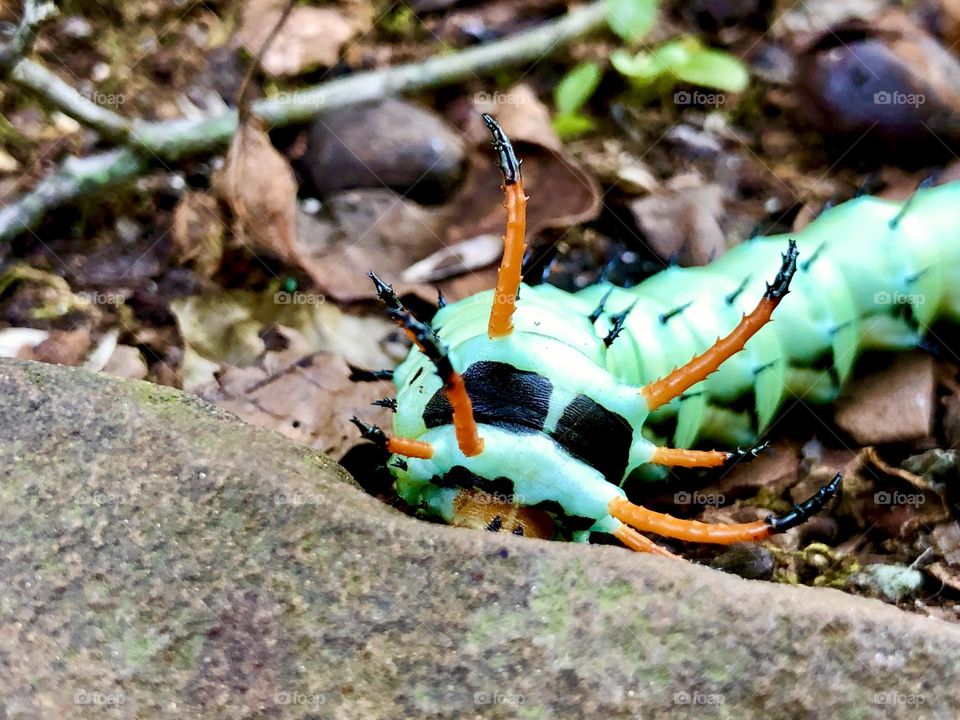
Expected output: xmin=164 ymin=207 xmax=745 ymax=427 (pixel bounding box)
xmin=221 ymin=117 xmax=311 ymax=273
xmin=171 ymin=191 xmax=225 ymax=279
xmin=237 ymin=0 xmax=363 ymax=77
xmin=294 ymin=190 xmax=449 ymax=303
xmin=18 ymin=328 xmax=92 ymax=366
xmin=401 ymin=234 xmax=502 ymax=283
xmin=627 ymin=184 xmax=726 ymax=266
xmin=834 ymin=353 xmax=936 ymax=444
xmin=196 ymin=330 xmax=394 ymax=460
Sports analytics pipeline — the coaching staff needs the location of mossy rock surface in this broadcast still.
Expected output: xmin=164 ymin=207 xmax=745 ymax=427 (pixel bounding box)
xmin=1 ymin=358 xmax=958 ymax=719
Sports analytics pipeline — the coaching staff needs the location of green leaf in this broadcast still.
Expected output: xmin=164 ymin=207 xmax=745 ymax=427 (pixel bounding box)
xmin=606 ymin=0 xmax=657 ymax=42
xmin=673 ymin=46 xmax=749 ymax=93
xmin=554 ymin=62 xmax=602 ymax=115
xmin=552 ymin=112 xmax=596 ymax=139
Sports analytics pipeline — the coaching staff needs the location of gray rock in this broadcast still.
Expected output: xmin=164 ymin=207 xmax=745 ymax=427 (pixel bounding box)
xmin=1 ymin=358 xmax=960 ymax=719
xmin=304 ymin=98 xmax=466 ymax=204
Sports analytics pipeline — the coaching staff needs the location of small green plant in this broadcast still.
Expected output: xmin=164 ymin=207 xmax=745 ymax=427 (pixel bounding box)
xmin=552 ymin=0 xmax=750 ymax=139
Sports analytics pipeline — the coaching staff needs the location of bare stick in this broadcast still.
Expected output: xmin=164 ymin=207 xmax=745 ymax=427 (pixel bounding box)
xmin=0 ymin=1 xmax=607 ymax=242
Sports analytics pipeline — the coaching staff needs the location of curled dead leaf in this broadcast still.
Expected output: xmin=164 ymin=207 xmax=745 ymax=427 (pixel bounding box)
xmin=171 ymin=191 xmax=225 ymax=279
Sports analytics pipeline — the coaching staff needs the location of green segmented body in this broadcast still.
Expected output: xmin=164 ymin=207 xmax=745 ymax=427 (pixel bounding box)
xmin=389 ymin=181 xmax=960 ymax=539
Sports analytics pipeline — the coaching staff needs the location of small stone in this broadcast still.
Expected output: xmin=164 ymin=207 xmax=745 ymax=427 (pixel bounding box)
xmin=304 ymin=99 xmax=466 ymax=204
xmin=709 ymin=543 xmax=775 ymax=580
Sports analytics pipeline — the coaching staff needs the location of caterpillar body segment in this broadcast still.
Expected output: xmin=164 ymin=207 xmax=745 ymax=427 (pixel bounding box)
xmin=360 ymin=114 xmax=960 ymax=555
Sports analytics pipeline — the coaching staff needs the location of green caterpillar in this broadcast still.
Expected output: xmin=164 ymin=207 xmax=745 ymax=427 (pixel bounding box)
xmin=353 ymin=115 xmax=960 ymax=554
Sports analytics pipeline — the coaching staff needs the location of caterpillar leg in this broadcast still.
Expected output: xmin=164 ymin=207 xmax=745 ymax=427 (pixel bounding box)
xmin=482 ymin=113 xmax=527 ymax=340
xmin=368 ymin=272 xmax=484 ymax=456
xmin=350 ymin=417 xmax=435 ymax=459
xmin=608 ymin=472 xmax=841 ymax=545
xmin=641 ymin=240 xmax=799 ymax=411
xmin=612 ymin=524 xmax=681 ymax=558
xmin=648 ymin=442 xmax=769 ymax=468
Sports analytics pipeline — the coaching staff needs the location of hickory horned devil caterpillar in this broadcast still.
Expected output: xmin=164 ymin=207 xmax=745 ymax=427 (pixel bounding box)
xmin=351 ymin=113 xmax=960 ymax=558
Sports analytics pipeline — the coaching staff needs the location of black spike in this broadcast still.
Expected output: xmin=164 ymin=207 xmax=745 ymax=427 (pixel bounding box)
xmin=369 ymin=271 xmax=457 ymax=386
xmin=659 ymin=300 xmax=693 ymax=325
xmin=437 ymin=288 xmax=447 ymax=309
xmin=512 ymin=526 xmax=524 ymax=536
xmin=391 ymin=458 xmax=408 ymax=471
xmin=588 ymin=287 xmax=614 ymax=324
xmin=765 ymin=472 xmax=842 ymax=532
xmin=725 ymin=275 xmax=751 ymax=306
xmin=485 ymin=515 xmax=503 ymax=532
xmin=603 ymin=301 xmax=637 ymax=347
xmin=350 ymin=417 xmax=388 ymax=446
xmin=764 ymin=239 xmax=798 ymax=301
xmin=481 ymin=113 xmax=521 ymax=185
xmin=753 ymin=360 xmax=778 ymax=375
xmin=799 ymin=242 xmax=826 ymax=272
xmin=905 ymin=266 xmax=932 ymax=285
xmin=372 ymin=397 xmax=397 ymax=411
xmin=889 ymin=173 xmax=938 ymax=230
xmin=348 ymin=364 xmax=394 ymax=382
xmin=726 ymin=441 xmax=770 ymax=465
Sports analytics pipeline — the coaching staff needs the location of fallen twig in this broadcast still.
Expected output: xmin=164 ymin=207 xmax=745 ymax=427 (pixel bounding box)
xmin=0 ymin=0 xmax=607 ymax=242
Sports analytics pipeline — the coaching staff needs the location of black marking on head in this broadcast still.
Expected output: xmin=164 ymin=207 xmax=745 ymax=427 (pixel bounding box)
xmin=550 ymin=395 xmax=632 ymax=484
xmin=431 ymin=465 xmax=515 ymax=497
xmin=423 ymin=361 xmax=552 ymax=436
xmin=604 ymin=301 xmax=637 ymax=346
xmin=482 ymin=113 xmax=521 ymax=185
xmin=486 ymin=515 xmax=503 ymax=532
xmin=410 ymin=367 xmax=424 ymax=384
xmin=659 ymin=300 xmax=692 ymax=325
xmin=725 ymin=275 xmax=751 ymax=305
xmin=764 ymin=239 xmax=798 ymax=300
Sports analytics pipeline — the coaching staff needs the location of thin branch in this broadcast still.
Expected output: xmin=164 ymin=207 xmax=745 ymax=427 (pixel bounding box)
xmin=236 ymin=0 xmax=296 ymax=126
xmin=0 ymin=0 xmax=608 ymax=242
xmin=0 ymin=0 xmax=56 ymax=75
xmin=8 ymin=59 xmax=135 ymax=143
